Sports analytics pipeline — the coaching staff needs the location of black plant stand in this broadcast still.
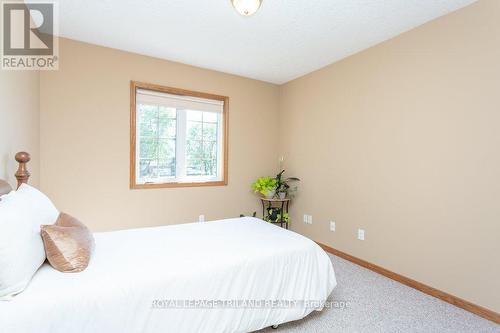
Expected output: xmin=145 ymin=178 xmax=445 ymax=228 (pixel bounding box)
xmin=260 ymin=197 xmax=290 ymax=229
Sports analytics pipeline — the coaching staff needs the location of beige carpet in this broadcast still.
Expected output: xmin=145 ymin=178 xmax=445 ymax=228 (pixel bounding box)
xmin=257 ymin=254 xmax=499 ymax=333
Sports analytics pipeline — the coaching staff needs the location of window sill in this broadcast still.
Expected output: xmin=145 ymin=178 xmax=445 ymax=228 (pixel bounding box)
xmin=130 ymin=180 xmax=227 ymax=190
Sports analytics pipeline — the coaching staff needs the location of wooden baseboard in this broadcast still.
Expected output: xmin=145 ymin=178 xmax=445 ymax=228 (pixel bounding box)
xmin=317 ymin=242 xmax=500 ymax=324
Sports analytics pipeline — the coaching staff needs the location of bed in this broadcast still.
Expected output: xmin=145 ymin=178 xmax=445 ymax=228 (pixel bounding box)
xmin=0 ymin=153 xmax=337 ymax=333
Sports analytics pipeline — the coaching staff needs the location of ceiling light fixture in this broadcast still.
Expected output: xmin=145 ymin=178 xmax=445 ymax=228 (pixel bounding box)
xmin=231 ymin=0 xmax=262 ymax=16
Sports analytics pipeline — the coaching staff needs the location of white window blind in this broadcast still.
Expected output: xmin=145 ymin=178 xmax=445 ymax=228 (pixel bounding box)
xmin=136 ymin=89 xmax=224 ymax=114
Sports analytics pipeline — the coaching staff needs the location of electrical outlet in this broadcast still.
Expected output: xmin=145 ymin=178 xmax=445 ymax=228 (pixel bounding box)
xmin=199 ymin=215 xmax=205 ymax=223
xmin=358 ymin=229 xmax=365 ymax=240
xmin=303 ymin=214 xmax=308 ymax=223
xmin=308 ymin=215 xmax=313 ymax=224
xmin=330 ymin=221 xmax=336 ymax=232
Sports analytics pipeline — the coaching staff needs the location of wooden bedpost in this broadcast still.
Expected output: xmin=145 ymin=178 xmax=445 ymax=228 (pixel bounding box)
xmin=15 ymin=152 xmax=30 ymax=188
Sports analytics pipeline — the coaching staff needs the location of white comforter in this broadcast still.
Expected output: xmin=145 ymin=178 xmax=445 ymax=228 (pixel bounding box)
xmin=0 ymin=217 xmax=336 ymax=333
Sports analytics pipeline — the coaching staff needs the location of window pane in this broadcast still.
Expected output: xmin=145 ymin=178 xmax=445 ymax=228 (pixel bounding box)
xmin=158 ymin=159 xmax=175 ymax=178
xmin=203 ymin=122 xmax=217 ymax=141
xmin=203 ymin=141 xmax=217 ymax=160
xmin=202 ymin=159 xmax=217 ymax=176
xmin=158 ymin=139 xmax=176 ymax=160
xmin=186 ymin=159 xmax=203 ymax=176
xmin=203 ymin=112 xmax=218 ymax=123
xmin=186 ymin=110 xmax=202 ymax=121
xmin=139 ymin=159 xmax=157 ymax=179
xmin=187 ymin=140 xmax=203 ymax=160
xmin=186 ymin=158 xmax=217 ymax=177
xmin=211 ymin=159 xmax=218 ymax=175
xmin=159 ymin=118 xmax=176 ymax=138
xmin=159 ymin=107 xmax=176 ymax=119
xmin=187 ymin=122 xmax=202 ymax=140
xmin=138 ymin=104 xmax=158 ymax=137
xmin=139 ymin=138 xmax=157 ymax=159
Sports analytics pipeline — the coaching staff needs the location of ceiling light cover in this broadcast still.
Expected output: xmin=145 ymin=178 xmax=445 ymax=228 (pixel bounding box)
xmin=231 ymin=0 xmax=262 ymax=16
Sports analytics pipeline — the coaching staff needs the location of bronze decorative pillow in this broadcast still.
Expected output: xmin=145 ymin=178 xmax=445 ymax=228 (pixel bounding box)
xmin=40 ymin=213 xmax=95 ymax=273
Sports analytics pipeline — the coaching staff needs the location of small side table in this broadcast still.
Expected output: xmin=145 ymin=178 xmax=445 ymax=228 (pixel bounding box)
xmin=260 ymin=197 xmax=290 ymax=229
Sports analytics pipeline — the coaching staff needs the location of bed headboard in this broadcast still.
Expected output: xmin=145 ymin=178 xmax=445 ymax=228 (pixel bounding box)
xmin=0 ymin=152 xmax=31 ymax=196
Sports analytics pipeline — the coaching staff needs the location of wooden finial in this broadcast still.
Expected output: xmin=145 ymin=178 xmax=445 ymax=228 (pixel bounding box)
xmin=15 ymin=152 xmax=30 ymax=188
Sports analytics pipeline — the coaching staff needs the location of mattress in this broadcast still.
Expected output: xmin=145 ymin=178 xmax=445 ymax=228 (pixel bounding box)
xmin=0 ymin=217 xmax=336 ymax=333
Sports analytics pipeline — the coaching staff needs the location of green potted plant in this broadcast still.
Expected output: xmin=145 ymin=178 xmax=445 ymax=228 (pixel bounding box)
xmin=251 ymin=176 xmax=278 ymax=199
xmin=275 ymin=170 xmax=300 ymax=199
xmin=263 ymin=208 xmax=290 ymax=225
xmin=276 ymin=212 xmax=290 ymax=224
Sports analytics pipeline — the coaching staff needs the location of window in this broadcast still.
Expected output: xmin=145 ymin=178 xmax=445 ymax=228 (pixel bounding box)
xmin=130 ymin=82 xmax=228 ymax=188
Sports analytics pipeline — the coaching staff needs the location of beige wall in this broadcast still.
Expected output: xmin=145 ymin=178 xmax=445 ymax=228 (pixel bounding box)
xmin=0 ymin=71 xmax=40 ymax=187
xmin=280 ymin=0 xmax=500 ymax=312
xmin=40 ymin=38 xmax=279 ymax=232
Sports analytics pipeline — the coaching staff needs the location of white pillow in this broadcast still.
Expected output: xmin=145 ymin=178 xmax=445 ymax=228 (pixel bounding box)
xmin=0 ymin=184 xmax=59 ymax=300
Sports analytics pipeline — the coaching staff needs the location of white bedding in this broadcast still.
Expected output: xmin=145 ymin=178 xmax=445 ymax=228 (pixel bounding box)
xmin=0 ymin=217 xmax=336 ymax=333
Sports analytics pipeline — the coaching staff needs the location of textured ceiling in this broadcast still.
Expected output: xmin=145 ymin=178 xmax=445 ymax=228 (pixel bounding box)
xmin=44 ymin=0 xmax=476 ymax=84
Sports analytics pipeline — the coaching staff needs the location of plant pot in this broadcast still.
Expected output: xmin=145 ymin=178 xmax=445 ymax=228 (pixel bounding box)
xmin=265 ymin=190 xmax=276 ymax=199
xmin=278 ymin=192 xmax=286 ymax=199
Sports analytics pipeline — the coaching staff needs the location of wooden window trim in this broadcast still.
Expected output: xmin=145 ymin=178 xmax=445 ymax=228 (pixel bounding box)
xmin=130 ymin=81 xmax=229 ymax=189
